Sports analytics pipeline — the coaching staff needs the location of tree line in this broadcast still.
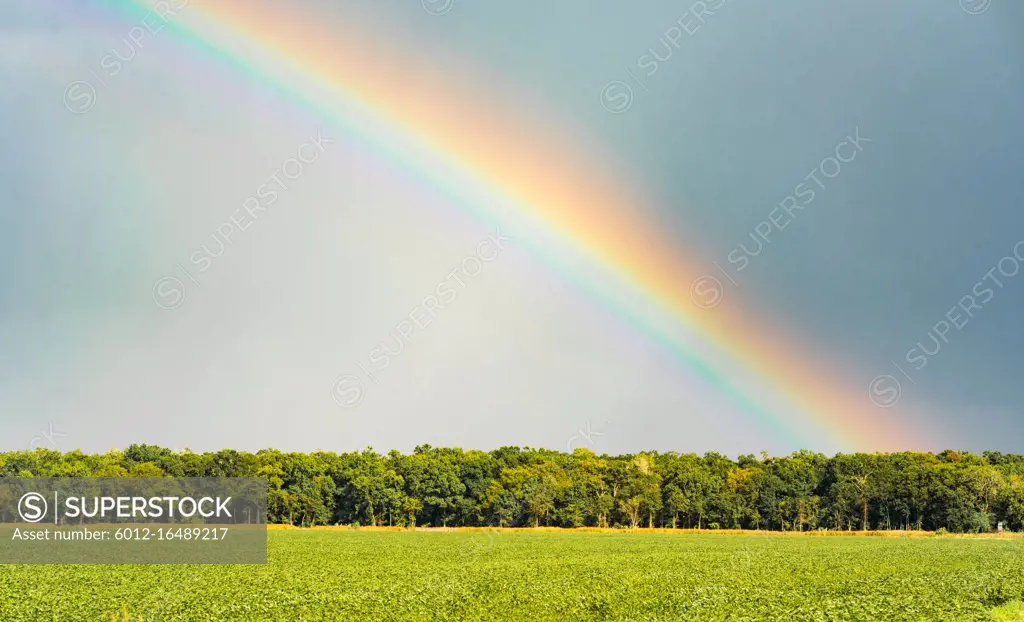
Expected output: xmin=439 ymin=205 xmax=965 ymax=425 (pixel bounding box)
xmin=3 ymin=445 xmax=1024 ymax=532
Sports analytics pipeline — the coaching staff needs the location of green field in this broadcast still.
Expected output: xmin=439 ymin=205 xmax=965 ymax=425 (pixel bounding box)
xmin=1 ymin=530 xmax=1023 ymax=621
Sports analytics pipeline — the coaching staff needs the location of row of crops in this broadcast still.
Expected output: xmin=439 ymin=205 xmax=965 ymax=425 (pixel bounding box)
xmin=1 ymin=530 xmax=1022 ymax=620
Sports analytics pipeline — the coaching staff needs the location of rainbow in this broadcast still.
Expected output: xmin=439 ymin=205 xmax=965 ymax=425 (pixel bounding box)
xmin=104 ymin=0 xmax=923 ymax=451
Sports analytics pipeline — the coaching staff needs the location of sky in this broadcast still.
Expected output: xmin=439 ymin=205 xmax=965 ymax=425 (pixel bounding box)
xmin=0 ymin=0 xmax=1021 ymax=457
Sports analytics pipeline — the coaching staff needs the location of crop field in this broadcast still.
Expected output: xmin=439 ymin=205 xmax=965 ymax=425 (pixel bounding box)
xmin=1 ymin=530 xmax=1023 ymax=621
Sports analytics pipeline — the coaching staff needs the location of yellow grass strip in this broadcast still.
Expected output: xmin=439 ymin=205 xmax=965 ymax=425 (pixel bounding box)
xmin=265 ymin=524 xmax=1024 ymax=538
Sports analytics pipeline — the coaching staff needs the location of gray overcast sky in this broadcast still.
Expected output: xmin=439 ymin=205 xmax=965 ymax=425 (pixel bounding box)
xmin=1 ymin=0 xmax=1021 ymax=456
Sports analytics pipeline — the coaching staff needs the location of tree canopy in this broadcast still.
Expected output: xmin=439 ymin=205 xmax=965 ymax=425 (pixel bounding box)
xmin=4 ymin=445 xmax=1024 ymax=532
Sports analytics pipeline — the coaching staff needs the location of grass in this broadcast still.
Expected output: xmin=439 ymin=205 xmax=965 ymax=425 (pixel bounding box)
xmin=0 ymin=530 xmax=1021 ymax=620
